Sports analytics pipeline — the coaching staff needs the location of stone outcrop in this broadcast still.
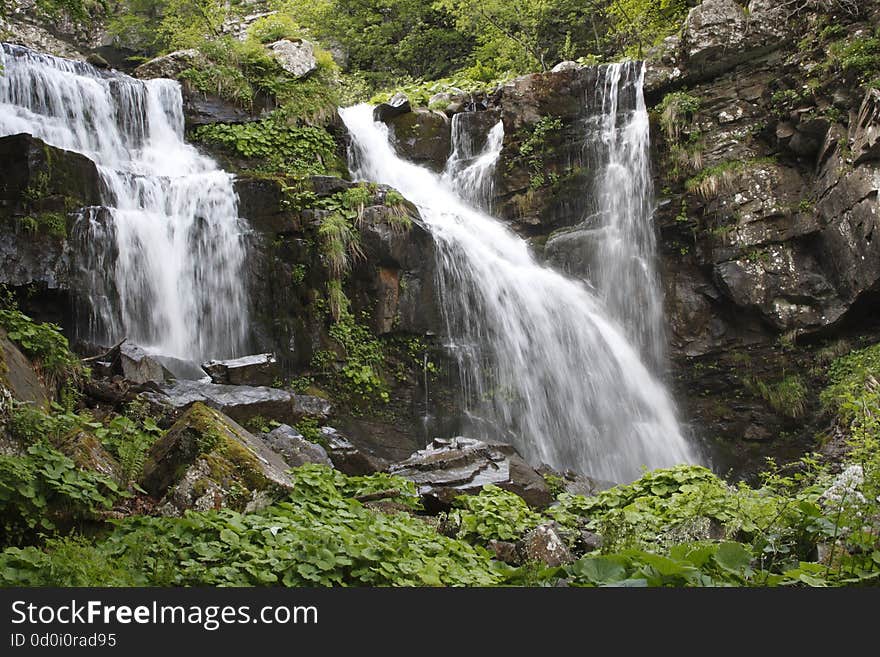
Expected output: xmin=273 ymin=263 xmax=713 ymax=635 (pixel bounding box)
xmin=143 ymin=380 xmax=332 ymax=427
xmin=141 ymin=403 xmax=294 ymax=515
xmin=388 ymin=437 xmax=554 ymax=510
xmin=269 ymin=39 xmax=317 ymax=78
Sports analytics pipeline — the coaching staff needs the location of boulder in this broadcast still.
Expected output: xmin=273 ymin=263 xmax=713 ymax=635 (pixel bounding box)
xmin=56 ymin=430 xmax=122 ymax=481
xmin=373 ymin=92 xmax=411 ymax=123
xmin=269 ymin=39 xmax=317 ymax=78
xmin=517 ymin=523 xmax=573 ymax=567
xmin=119 ymin=343 xmax=167 ymax=385
xmin=551 ymin=61 xmax=578 ymax=73
xmin=386 ymin=109 xmax=451 ymax=172
xmin=0 ymin=328 xmax=49 ymax=408
xmin=262 ymin=424 xmax=332 ymax=468
xmin=681 ymin=0 xmax=788 ymax=80
xmin=133 ymin=49 xmax=203 ymax=80
xmin=142 ymin=379 xmax=332 ymax=427
xmin=203 ymin=353 xmax=280 ymax=386
xmin=388 ymin=437 xmax=554 ymax=510
xmin=140 ymin=402 xmax=294 ymax=515
xmin=321 ymin=426 xmax=386 ymax=475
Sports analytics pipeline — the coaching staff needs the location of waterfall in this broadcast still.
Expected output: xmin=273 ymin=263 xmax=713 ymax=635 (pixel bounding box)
xmin=591 ymin=62 xmax=666 ymax=369
xmin=0 ymin=43 xmax=249 ymax=361
xmin=442 ymin=113 xmax=504 ymax=211
xmin=341 ymin=91 xmax=696 ymax=482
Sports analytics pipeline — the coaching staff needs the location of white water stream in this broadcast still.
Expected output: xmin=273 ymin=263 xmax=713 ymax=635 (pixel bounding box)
xmin=0 ymin=44 xmax=249 ymax=361
xmin=341 ymin=78 xmax=696 ymax=481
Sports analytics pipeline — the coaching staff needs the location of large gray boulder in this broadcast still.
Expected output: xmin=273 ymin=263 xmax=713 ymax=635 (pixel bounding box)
xmin=119 ymin=343 xmax=167 ymax=385
xmin=388 ymin=436 xmax=554 ymax=509
xmin=269 ymin=39 xmax=317 ymax=78
xmin=141 ymin=403 xmax=293 ymax=515
xmin=263 ymin=424 xmax=332 ymax=468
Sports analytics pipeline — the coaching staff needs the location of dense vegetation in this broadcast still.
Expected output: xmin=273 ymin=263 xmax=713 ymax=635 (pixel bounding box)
xmin=1 ymin=309 xmax=878 ymax=586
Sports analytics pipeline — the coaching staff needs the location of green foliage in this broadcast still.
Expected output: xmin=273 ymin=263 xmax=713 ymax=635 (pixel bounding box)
xmin=822 ymin=343 xmax=880 ymax=421
xmin=293 ymin=417 xmax=323 ymax=445
xmin=192 ymin=116 xmax=342 ymax=177
xmin=745 ymin=374 xmax=808 ymax=419
xmin=0 ymin=441 xmax=122 ymax=546
xmin=605 ymin=0 xmax=689 ymax=58
xmin=448 ymin=485 xmax=543 ymax=542
xmin=657 ymin=91 xmax=699 ymax=143
xmin=0 ymin=308 xmax=80 ymax=382
xmin=327 ymin=311 xmax=389 ymax=402
xmin=318 ymin=212 xmax=363 ymax=280
xmin=92 ymin=414 xmax=162 ymax=487
xmin=512 ymin=117 xmax=563 ymax=190
xmin=2 ymin=464 xmax=501 ymax=586
xmin=825 ymin=35 xmax=880 ymax=85
xmin=282 ymin=0 xmax=474 ymax=79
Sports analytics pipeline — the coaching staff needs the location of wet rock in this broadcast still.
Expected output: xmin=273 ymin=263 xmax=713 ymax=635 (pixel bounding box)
xmin=141 ymin=402 xmax=293 ymax=515
xmin=119 ymin=343 xmax=167 ymax=385
xmin=263 ymin=424 xmax=332 ymax=468
xmin=388 ymin=437 xmax=554 ymax=510
xmin=551 ymin=61 xmax=579 ymax=72
xmin=269 ymin=39 xmax=317 ymax=78
xmin=517 ymin=523 xmax=573 ymax=567
xmin=0 ymin=328 xmax=49 ymax=408
xmin=536 ymin=464 xmax=613 ymax=497
xmin=85 ymin=53 xmax=109 ymax=69
xmin=322 ymin=426 xmax=386 ymax=475
xmin=373 ymin=92 xmax=411 ymax=123
xmin=203 ymin=353 xmax=280 ymax=387
xmin=852 ymin=89 xmax=880 ymax=164
xmin=142 ymin=379 xmax=332 ymax=427
xmin=386 ymin=109 xmax=451 ymax=172
xmin=0 ymin=134 xmax=102 ymax=292
xmin=134 ymin=49 xmax=203 ymax=80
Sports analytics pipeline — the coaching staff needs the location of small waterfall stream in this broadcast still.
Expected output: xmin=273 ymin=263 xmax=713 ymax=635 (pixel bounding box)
xmin=341 ymin=82 xmax=697 ymax=481
xmin=0 ymin=44 xmax=249 ymax=361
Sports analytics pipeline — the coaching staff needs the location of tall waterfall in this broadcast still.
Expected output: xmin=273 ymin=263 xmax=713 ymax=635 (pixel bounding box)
xmin=591 ymin=63 xmax=666 ymax=369
xmin=0 ymin=44 xmax=249 ymax=361
xmin=341 ymin=81 xmax=696 ymax=482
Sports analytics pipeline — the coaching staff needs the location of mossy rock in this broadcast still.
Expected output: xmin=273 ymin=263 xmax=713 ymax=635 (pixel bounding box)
xmin=140 ymin=402 xmax=294 ymax=515
xmin=0 ymin=328 xmax=49 ymax=410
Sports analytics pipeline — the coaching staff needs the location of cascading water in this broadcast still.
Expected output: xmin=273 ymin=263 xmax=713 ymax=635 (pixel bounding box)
xmin=589 ymin=62 xmax=666 ymax=369
xmin=341 ymin=83 xmax=696 ymax=482
xmin=442 ymin=113 xmax=504 ymax=211
xmin=0 ymin=44 xmax=249 ymax=361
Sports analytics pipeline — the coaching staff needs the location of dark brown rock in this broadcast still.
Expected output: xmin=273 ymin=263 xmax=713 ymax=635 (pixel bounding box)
xmin=387 ymin=109 xmax=451 ymax=172
xmin=517 ymin=523 xmax=573 ymax=566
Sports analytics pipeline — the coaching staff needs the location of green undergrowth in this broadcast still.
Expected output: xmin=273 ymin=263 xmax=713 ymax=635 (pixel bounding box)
xmin=0 ymin=305 xmax=83 ymax=406
xmin=192 ymin=115 xmax=344 ymax=178
xmin=2 ymin=339 xmax=879 ymax=586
